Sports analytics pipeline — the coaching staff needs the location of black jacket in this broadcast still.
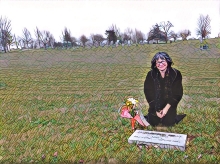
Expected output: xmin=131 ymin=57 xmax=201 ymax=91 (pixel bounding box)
xmin=144 ymin=67 xmax=183 ymax=114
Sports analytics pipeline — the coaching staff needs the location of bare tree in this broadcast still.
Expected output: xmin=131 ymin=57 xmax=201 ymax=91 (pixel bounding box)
xmin=62 ymin=27 xmax=72 ymax=48
xmin=179 ymin=29 xmax=191 ymax=41
xmin=125 ymin=28 xmax=133 ymax=37
xmin=196 ymin=14 xmax=211 ymax=40
xmin=105 ymin=24 xmax=122 ymax=45
xmin=18 ymin=37 xmax=25 ymax=49
xmin=125 ymin=28 xmax=133 ymax=44
xmin=108 ymin=24 xmax=121 ymax=38
xmin=32 ymin=40 xmax=38 ymax=49
xmin=169 ymin=31 xmax=178 ymax=42
xmin=132 ymin=29 xmax=138 ymax=44
xmin=160 ymin=21 xmax=174 ymax=43
xmin=21 ymin=28 xmax=33 ymax=49
xmin=147 ymin=24 xmax=166 ymax=44
xmin=35 ymin=27 xmax=55 ymax=49
xmin=121 ymin=32 xmax=130 ymax=44
xmin=90 ymin=34 xmax=95 ymax=46
xmin=133 ymin=28 xmax=144 ymax=44
xmin=6 ymin=34 xmax=14 ymax=51
xmin=93 ymin=34 xmax=104 ymax=46
xmin=35 ymin=27 xmax=42 ymax=48
xmin=48 ymin=34 xmax=55 ymax=48
xmin=79 ymin=34 xmax=89 ymax=47
xmin=170 ymin=31 xmax=179 ymax=42
xmin=13 ymin=34 xmax=20 ymax=49
xmin=0 ymin=16 xmax=12 ymax=53
xmin=70 ymin=36 xmax=77 ymax=47
xmin=41 ymin=31 xmax=52 ymax=49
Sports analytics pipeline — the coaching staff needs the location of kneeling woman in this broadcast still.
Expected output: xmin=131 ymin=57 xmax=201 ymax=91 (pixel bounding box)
xmin=144 ymin=52 xmax=183 ymax=126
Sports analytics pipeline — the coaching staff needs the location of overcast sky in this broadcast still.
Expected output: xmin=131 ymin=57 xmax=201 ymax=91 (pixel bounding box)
xmin=0 ymin=0 xmax=219 ymax=42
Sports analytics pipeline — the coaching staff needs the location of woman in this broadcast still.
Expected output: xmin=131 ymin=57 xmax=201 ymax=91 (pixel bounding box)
xmin=144 ymin=52 xmax=185 ymax=126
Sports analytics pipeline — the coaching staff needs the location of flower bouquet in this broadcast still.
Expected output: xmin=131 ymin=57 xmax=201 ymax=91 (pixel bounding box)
xmin=118 ymin=97 xmax=149 ymax=130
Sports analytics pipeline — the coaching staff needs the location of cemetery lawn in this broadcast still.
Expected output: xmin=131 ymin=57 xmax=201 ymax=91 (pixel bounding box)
xmin=0 ymin=38 xmax=219 ymax=163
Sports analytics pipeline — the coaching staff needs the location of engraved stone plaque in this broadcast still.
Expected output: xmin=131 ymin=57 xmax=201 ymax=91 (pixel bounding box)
xmin=128 ymin=130 xmax=187 ymax=151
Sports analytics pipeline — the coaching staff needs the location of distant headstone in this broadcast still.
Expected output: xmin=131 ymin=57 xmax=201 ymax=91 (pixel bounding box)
xmin=203 ymin=45 xmax=208 ymax=50
xmin=200 ymin=44 xmax=209 ymax=50
xmin=199 ymin=38 xmax=209 ymax=50
xmin=128 ymin=130 xmax=187 ymax=151
xmin=199 ymin=37 xmax=203 ymax=43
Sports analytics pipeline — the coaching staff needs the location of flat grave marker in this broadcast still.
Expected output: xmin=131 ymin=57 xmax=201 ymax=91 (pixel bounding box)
xmin=128 ymin=130 xmax=187 ymax=151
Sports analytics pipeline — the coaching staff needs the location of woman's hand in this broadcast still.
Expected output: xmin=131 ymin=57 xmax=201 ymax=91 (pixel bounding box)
xmin=156 ymin=111 xmax=163 ymax=118
xmin=161 ymin=108 xmax=168 ymax=117
xmin=161 ymin=104 xmax=171 ymax=117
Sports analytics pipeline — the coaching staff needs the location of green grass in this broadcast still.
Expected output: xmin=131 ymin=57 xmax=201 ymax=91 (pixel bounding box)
xmin=0 ymin=38 xmax=219 ymax=163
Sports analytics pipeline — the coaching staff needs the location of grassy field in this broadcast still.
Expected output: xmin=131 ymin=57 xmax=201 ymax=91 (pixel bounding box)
xmin=0 ymin=39 xmax=219 ymax=163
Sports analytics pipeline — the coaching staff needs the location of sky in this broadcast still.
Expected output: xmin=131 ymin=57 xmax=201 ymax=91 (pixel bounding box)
xmin=0 ymin=0 xmax=219 ymax=42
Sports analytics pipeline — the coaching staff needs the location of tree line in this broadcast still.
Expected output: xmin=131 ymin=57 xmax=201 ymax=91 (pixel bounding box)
xmin=0 ymin=14 xmax=211 ymax=53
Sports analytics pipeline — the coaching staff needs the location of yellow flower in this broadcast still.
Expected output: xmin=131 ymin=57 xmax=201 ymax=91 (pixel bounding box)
xmin=125 ymin=100 xmax=132 ymax=106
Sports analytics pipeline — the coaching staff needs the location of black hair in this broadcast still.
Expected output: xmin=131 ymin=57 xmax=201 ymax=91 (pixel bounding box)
xmin=151 ymin=52 xmax=173 ymax=69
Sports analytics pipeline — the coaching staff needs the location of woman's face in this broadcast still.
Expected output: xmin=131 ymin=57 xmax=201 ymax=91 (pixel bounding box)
xmin=156 ymin=58 xmax=168 ymax=71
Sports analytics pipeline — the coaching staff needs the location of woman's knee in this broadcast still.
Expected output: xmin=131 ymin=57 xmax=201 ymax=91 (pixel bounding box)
xmin=148 ymin=113 xmax=161 ymax=126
